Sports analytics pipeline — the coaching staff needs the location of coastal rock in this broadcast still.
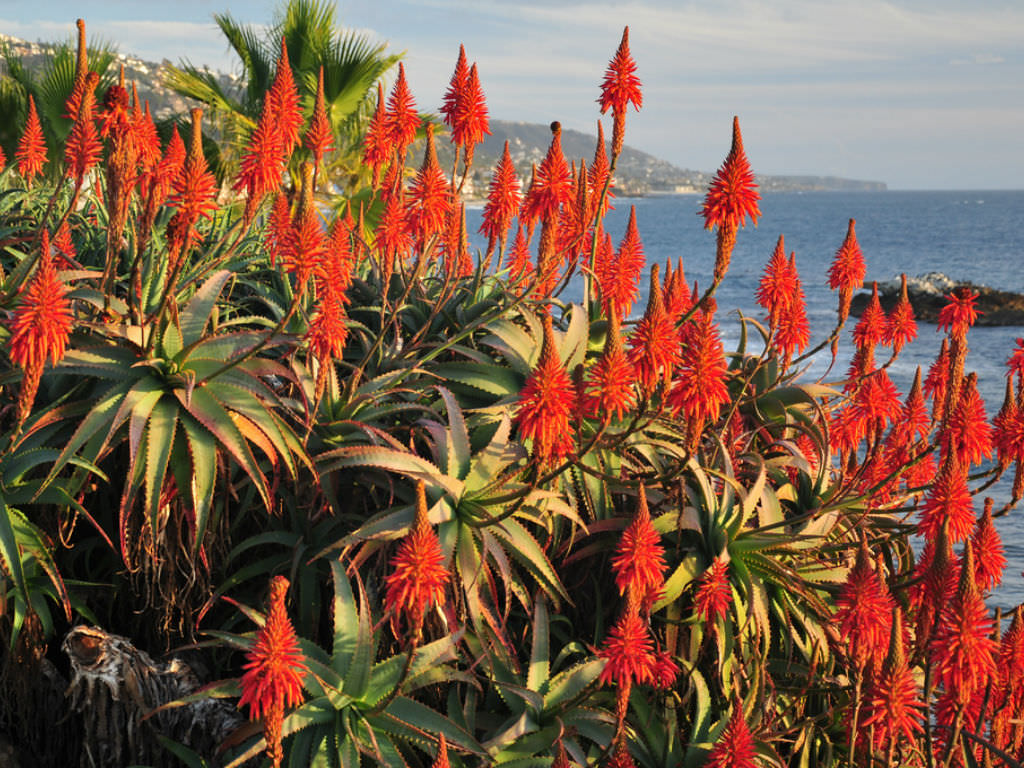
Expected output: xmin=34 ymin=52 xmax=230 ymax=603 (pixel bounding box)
xmin=851 ymin=272 xmax=1024 ymax=326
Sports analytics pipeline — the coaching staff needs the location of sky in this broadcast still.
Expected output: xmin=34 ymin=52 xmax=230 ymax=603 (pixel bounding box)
xmin=2 ymin=0 xmax=1022 ymax=190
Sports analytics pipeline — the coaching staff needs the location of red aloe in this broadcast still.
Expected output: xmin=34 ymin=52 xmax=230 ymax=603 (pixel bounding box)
xmin=15 ymin=94 xmax=47 ymax=185
xmin=374 ymin=188 xmax=412 ymax=287
xmin=942 ymin=372 xmax=992 ymax=467
xmin=860 ymin=609 xmax=925 ymax=753
xmin=384 ymin=481 xmax=449 ymax=635
xmin=600 ymin=206 xmax=645 ymax=319
xmin=756 ymin=235 xmax=793 ymax=329
xmin=504 ymin=225 xmax=533 ymax=286
xmin=930 ymin=544 xmax=997 ymax=705
xmin=702 ymin=116 xmax=759 ymax=283
xmin=598 ymin=26 xmax=642 ymax=158
xmin=693 ymin=557 xmax=732 ymax=626
xmin=521 ymin=122 xmax=573 ymax=227
xmin=584 ymin=311 xmax=638 ymax=422
xmin=938 ymin=286 xmax=981 ymax=340
xmin=479 ymin=141 xmax=521 ymax=257
xmin=384 ymin=63 xmax=419 ymax=162
xmin=610 ymin=485 xmax=666 ymax=608
xmin=924 ymin=337 xmax=951 ymax=421
xmin=627 ymin=264 xmax=681 ymax=394
xmin=363 ymin=82 xmax=389 ymax=186
xmin=588 ymin=120 xmax=613 ymax=218
xmin=514 ymin=315 xmax=576 ymax=465
xmin=439 ymin=45 xmax=468 ymax=130
xmin=834 ymin=539 xmax=894 ymax=672
xmin=64 ymin=71 xmax=102 ymax=186
xmin=705 ymin=701 xmax=758 ymax=768
xmin=238 ymin=576 xmax=307 ymax=768
xmin=284 ymin=164 xmax=328 ymax=293
xmin=235 ymin=97 xmax=286 ymax=222
xmin=774 ymin=254 xmax=811 ymax=362
xmin=267 ymin=38 xmax=303 ymax=155
xmin=852 ymin=282 xmax=887 ymax=351
xmin=431 ymin=734 xmax=449 ymax=768
xmin=1006 ymin=337 xmax=1024 ymax=385
xmin=827 ymin=219 xmax=866 ymax=327
xmin=598 ymin=606 xmax=655 ymax=687
xmin=9 ymin=234 xmax=73 ymax=425
xmin=994 ymin=378 xmax=1024 ymax=470
xmin=968 ymin=499 xmax=1005 ymax=593
xmin=166 ymin=109 xmax=218 ymax=260
xmin=919 ymin=458 xmax=975 ymax=543
xmin=449 ymin=63 xmax=489 ymax=166
xmin=884 ymin=273 xmax=918 ymax=354
xmin=408 ymin=123 xmax=452 ymax=250
xmin=667 ymin=310 xmax=730 ymax=429
xmin=304 ymin=66 xmax=334 ymax=173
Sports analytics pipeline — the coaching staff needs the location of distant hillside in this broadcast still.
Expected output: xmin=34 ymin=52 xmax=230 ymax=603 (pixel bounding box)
xmin=0 ymin=34 xmax=887 ymax=195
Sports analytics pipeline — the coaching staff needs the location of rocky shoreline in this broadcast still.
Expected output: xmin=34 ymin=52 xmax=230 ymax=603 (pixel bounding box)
xmin=851 ymin=272 xmax=1024 ymax=326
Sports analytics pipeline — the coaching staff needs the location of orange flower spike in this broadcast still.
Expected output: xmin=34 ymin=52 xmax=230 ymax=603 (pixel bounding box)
xmin=363 ymin=82 xmax=389 ymax=186
xmin=587 ymin=120 xmax=614 ymax=218
xmin=166 ymin=109 xmax=218 ymax=255
xmin=938 ymin=286 xmax=981 ymax=341
xmin=610 ymin=485 xmax=666 ymax=606
xmin=943 ymin=372 xmax=993 ymax=467
xmin=902 ymin=368 xmax=931 ymax=442
xmin=627 ymin=263 xmax=681 ymax=394
xmin=919 ymin=457 xmax=975 ymax=543
xmin=1006 ymin=337 xmax=1024 ymax=385
xmin=306 ymin=287 xmax=348 ymax=372
xmin=773 ymin=253 xmax=810 ymax=362
xmin=994 ymin=378 xmax=1024 ymax=471
xmin=667 ymin=311 xmax=731 ymax=426
xmin=924 ymin=337 xmax=951 ymax=421
xmin=452 ymin=63 xmax=490 ymax=166
xmin=384 ymin=63 xmax=419 ymax=162
xmin=479 ymin=140 xmax=521 ymax=257
xmin=521 ymin=122 xmax=573 ymax=227
xmin=852 ymin=282 xmax=887 ymax=351
xmin=930 ymin=544 xmax=998 ymax=705
xmin=440 ymin=45 xmax=468 ymax=130
xmin=62 ymin=19 xmax=89 ymax=120
xmin=264 ymin=193 xmax=293 ymax=270
xmin=52 ymin=219 xmax=77 ymax=269
xmin=514 ymin=315 xmax=576 ymax=465
xmin=268 ymin=38 xmax=303 ymax=155
xmin=756 ymin=235 xmax=792 ymax=329
xmin=834 ymin=538 xmax=894 ymax=672
xmin=304 ymin=66 xmax=335 ymax=173
xmin=9 ymin=233 xmax=74 ymax=424
xmin=693 ymin=557 xmax=732 ymax=626
xmin=431 ymin=734 xmax=450 ymax=768
xmin=504 ymin=225 xmax=533 ymax=287
xmin=64 ymin=71 xmax=102 ymax=185
xmin=704 ymin=700 xmax=758 ymax=768
xmin=238 ymin=576 xmax=307 ymax=768
xmin=860 ymin=609 xmax=925 ymax=751
xmin=16 ymin=95 xmax=47 ymax=185
xmin=284 ymin=163 xmax=328 ymax=293
xmin=234 ymin=101 xmax=285 ymax=222
xmin=605 ymin=206 xmax=645 ymax=320
xmin=598 ymin=606 xmax=655 ymax=687
xmin=383 ymin=480 xmax=450 ymax=634
xmin=827 ymin=219 xmax=866 ymax=327
xmin=598 ymin=26 xmax=642 ymax=158
xmin=408 ymin=123 xmax=452 ymax=250
xmin=885 ymin=273 xmax=918 ymax=355
xmin=969 ymin=498 xmax=1006 ymax=593
xmin=374 ymin=190 xmax=412 ymax=287
xmin=702 ymin=117 xmax=760 ymax=284
xmin=606 ymin=742 xmax=638 ymax=768
xmin=137 ymin=101 xmax=162 ymax=172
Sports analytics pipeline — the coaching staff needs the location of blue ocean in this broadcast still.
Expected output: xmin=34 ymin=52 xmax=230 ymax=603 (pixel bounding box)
xmin=466 ymin=190 xmax=1024 ymax=607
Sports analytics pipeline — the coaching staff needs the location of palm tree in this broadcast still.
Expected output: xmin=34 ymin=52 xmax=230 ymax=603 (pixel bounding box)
xmin=163 ymin=0 xmax=401 ymax=193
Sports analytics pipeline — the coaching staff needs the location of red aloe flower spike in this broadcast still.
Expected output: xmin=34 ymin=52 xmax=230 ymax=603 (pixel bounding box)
xmin=598 ymin=603 xmax=655 ymax=688
xmin=598 ymin=26 xmax=642 ymax=158
xmin=774 ymin=253 xmax=810 ymax=363
xmin=268 ymin=37 xmax=303 ymax=155
xmin=994 ymin=377 xmax=1024 ymax=473
xmin=943 ymin=372 xmax=993 ymax=467
xmin=451 ymin=63 xmax=489 ymax=166
xmin=919 ymin=456 xmax=975 ymax=543
xmin=884 ymin=273 xmax=918 ymax=355
xmin=521 ymin=122 xmax=573 ymax=227
xmin=480 ymin=141 xmax=521 ymax=257
xmin=663 ymin=258 xmax=691 ymax=322
xmin=62 ymin=19 xmax=89 ymax=120
xmin=704 ymin=699 xmax=758 ymax=768
xmin=902 ymin=367 xmax=931 ymax=442
xmin=1001 ymin=605 xmax=1024 ymax=696
xmin=925 ymin=337 xmax=951 ymax=422
xmin=702 ymin=117 xmax=759 ymax=284
xmin=969 ymin=498 xmax=1005 ymax=593
xmin=756 ymin=235 xmax=792 ymax=330
xmin=363 ymin=82 xmax=389 ymax=187
xmin=136 ymin=101 xmax=162 ymax=172
xmin=853 ymin=282 xmax=887 ymax=351
xmin=627 ymin=264 xmax=681 ymax=394
xmin=930 ymin=543 xmax=998 ymax=705
xmin=667 ymin=310 xmax=731 ymax=434
xmin=264 ymin=192 xmax=293 ymax=270
xmin=504 ymin=225 xmax=533 ymax=287
xmin=374 ymin=186 xmax=412 ymax=288
xmin=235 ymin=99 xmax=286 ymax=223
xmin=1007 ymin=337 xmax=1024 ymax=387
xmin=693 ymin=556 xmax=732 ymax=627
xmin=610 ymin=485 xmax=666 ymax=607
xmin=383 ymin=480 xmax=449 ymax=636
xmin=938 ymin=285 xmax=981 ymax=341
xmin=588 ymin=120 xmax=614 ymax=219
xmin=440 ymin=45 xmax=468 ymax=130
xmin=834 ymin=538 xmax=894 ymax=672
xmin=166 ymin=109 xmax=218 ymax=260
xmin=431 ymin=734 xmax=449 ymax=768
xmin=443 ymin=202 xmax=473 ymax=279
xmin=605 ymin=742 xmax=638 ymax=768
xmin=305 ymin=285 xmax=348 ymax=387
xmin=9 ymin=233 xmax=74 ymax=426
xmin=283 ymin=163 xmax=327 ymax=294
xmin=384 ymin=63 xmax=419 ymax=163
xmin=584 ymin=309 xmax=637 ymax=422
xmin=600 ymin=206 xmax=645 ymax=319
xmin=408 ymin=123 xmax=452 ymax=251
xmin=851 ymin=369 xmax=903 ymax=445
xmin=304 ymin=66 xmax=334 ymax=175
xmin=64 ymin=71 xmax=102 ymax=186
xmin=828 ymin=219 xmax=866 ymax=328
xmin=860 ymin=609 xmax=925 ymax=752
xmin=514 ymin=314 xmax=576 ymax=465
xmin=52 ymin=219 xmax=77 ymax=269
xmin=650 ymin=648 xmax=679 ymax=690
xmin=238 ymin=576 xmax=307 ymax=768
xmin=16 ymin=95 xmax=47 ymax=186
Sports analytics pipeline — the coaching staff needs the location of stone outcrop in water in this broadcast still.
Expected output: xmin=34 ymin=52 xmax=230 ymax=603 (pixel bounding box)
xmin=851 ymin=272 xmax=1024 ymax=326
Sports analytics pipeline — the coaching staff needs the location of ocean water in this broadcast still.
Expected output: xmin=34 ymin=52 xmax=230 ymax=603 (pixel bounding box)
xmin=466 ymin=190 xmax=1024 ymax=608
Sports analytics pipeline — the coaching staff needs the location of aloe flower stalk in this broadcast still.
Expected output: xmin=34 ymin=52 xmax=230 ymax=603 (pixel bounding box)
xmin=610 ymin=485 xmax=666 ymax=608
xmin=514 ymin=314 xmax=576 ymax=465
xmin=598 ymin=26 xmax=642 ymax=159
xmin=693 ymin=556 xmax=732 ymax=627
xmin=384 ymin=63 xmax=419 ymax=164
xmin=15 ymin=95 xmax=47 ymax=185
xmin=267 ymin=38 xmax=303 ymax=156
xmin=479 ymin=141 xmax=521 ymax=257
xmin=304 ymin=65 xmax=334 ymax=176
xmin=705 ymin=699 xmax=758 ymax=768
